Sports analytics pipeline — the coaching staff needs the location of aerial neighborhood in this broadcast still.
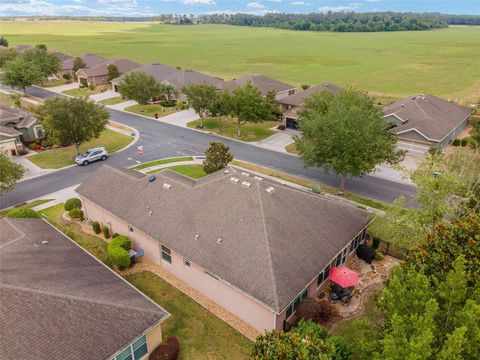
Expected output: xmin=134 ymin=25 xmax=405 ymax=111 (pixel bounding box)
xmin=0 ymin=8 xmax=479 ymax=360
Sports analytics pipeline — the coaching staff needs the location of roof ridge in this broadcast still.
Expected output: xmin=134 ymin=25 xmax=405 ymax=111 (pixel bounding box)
xmin=255 ymin=181 xmax=281 ymax=310
xmin=0 ymin=283 xmax=164 ymax=316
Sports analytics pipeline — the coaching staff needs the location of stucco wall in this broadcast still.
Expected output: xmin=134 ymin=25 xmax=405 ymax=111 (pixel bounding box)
xmin=145 ymin=323 xmax=163 ymax=356
xmin=82 ymin=198 xmax=276 ymax=333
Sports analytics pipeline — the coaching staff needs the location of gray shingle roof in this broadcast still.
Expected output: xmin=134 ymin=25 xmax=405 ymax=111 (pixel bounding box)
xmin=62 ymin=54 xmax=108 ymax=71
xmin=0 ymin=104 xmax=37 ymax=128
xmin=78 ymin=58 xmax=141 ymax=77
xmin=383 ymin=94 xmax=473 ymax=141
xmin=279 ymin=83 xmax=343 ymax=107
xmin=0 ymin=218 xmax=168 ymax=360
xmin=77 ymin=166 xmax=370 ymax=312
xmin=113 ymin=63 xmax=223 ymax=89
xmin=52 ymin=51 xmax=73 ymax=62
xmin=224 ymin=74 xmax=295 ymax=96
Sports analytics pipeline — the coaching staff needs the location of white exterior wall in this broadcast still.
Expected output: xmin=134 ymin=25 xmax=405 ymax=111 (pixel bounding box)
xmin=82 ymin=198 xmax=276 ymax=333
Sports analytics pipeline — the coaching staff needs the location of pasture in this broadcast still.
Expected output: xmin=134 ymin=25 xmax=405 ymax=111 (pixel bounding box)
xmin=1 ymin=21 xmax=479 ymax=101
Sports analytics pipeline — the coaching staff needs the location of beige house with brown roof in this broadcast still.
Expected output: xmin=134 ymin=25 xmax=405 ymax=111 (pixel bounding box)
xmin=383 ymin=94 xmax=473 ymax=151
xmin=60 ymin=53 xmax=108 ymax=76
xmin=77 ymin=165 xmax=371 ymax=333
xmin=76 ymin=58 xmax=141 ymax=86
xmin=223 ymin=73 xmax=296 ymax=100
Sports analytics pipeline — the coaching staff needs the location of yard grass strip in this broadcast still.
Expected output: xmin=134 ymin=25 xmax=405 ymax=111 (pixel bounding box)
xmin=99 ymin=97 xmax=125 ymax=105
xmin=0 ymin=199 xmax=53 ymax=216
xmin=125 ymin=104 xmax=178 ymax=118
xmin=132 ymin=156 xmax=193 ymax=170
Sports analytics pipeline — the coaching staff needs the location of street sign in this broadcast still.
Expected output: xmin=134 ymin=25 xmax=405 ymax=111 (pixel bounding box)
xmin=137 ymin=146 xmax=143 ymax=156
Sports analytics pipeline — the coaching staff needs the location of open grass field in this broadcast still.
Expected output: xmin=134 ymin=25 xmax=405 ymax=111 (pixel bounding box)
xmin=1 ymin=21 xmax=479 ymax=101
xmin=27 ymin=128 xmax=133 ymax=169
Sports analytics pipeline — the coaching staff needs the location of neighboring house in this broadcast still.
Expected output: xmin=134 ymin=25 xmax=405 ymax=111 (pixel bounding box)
xmin=223 ymin=73 xmax=296 ymax=100
xmin=0 ymin=217 xmax=169 ymax=360
xmin=52 ymin=50 xmax=73 ymax=62
xmin=76 ymin=58 xmax=141 ymax=86
xmin=383 ymin=94 xmax=473 ymax=152
xmin=77 ymin=165 xmax=371 ymax=333
xmin=60 ymin=53 xmax=108 ymax=77
xmin=278 ymin=83 xmax=343 ymax=129
xmin=13 ymin=44 xmax=33 ymax=52
xmin=0 ymin=104 xmax=44 ymax=155
xmin=111 ymin=63 xmax=224 ymax=101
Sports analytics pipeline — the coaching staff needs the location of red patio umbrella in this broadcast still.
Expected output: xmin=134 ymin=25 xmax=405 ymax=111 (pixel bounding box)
xmin=329 ymin=266 xmax=359 ymax=288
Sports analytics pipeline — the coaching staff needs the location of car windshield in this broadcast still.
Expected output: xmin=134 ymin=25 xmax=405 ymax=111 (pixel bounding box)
xmin=80 ymin=150 xmax=92 ymax=157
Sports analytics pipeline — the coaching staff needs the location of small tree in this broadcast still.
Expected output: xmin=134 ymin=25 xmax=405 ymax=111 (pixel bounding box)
xmin=72 ymin=57 xmax=86 ymax=74
xmin=203 ymin=142 xmax=233 ymax=174
xmin=0 ymin=150 xmax=24 ymax=194
xmin=62 ymin=72 xmax=72 ymax=82
xmin=230 ymin=82 xmax=273 ymax=137
xmin=182 ymin=83 xmax=217 ymax=128
xmin=107 ymin=64 xmax=120 ymax=82
xmin=35 ymin=44 xmax=47 ymax=51
xmin=301 ymin=83 xmax=311 ymax=90
xmin=210 ymin=90 xmax=233 ymax=133
xmin=1 ymin=57 xmax=43 ymax=94
xmin=0 ymin=48 xmax=17 ymax=67
xmin=22 ymin=47 xmax=61 ymax=81
xmin=0 ymin=37 xmax=8 ymax=47
xmin=294 ymin=88 xmax=405 ymax=191
xmin=39 ymin=97 xmax=109 ymax=155
xmin=119 ymin=72 xmax=160 ymax=108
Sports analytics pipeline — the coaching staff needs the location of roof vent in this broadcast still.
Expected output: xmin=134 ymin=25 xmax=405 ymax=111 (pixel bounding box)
xmin=401 ymin=103 xmax=405 ymax=107
xmin=224 ymin=170 xmax=230 ymax=174
xmin=195 ymin=234 xmax=200 ymax=240
xmin=241 ymin=172 xmax=251 ymax=177
xmin=265 ymin=186 xmax=275 ymax=194
xmin=254 ymin=176 xmax=263 ymax=181
xmin=148 ymin=175 xmax=156 ymax=182
xmin=216 ymin=238 xmax=223 ymax=244
xmin=148 ymin=210 xmax=153 ymax=216
xmin=230 ymin=177 xmax=239 ymax=183
xmin=163 ymin=183 xmax=172 ymax=190
xmin=241 ymin=181 xmax=252 ymax=188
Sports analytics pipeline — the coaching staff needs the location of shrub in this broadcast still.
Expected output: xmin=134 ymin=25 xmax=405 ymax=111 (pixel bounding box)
xmin=107 ymin=243 xmax=130 ymax=270
xmin=6 ymin=208 xmax=39 ymax=218
xmin=374 ymin=249 xmax=385 ymax=260
xmin=41 ymin=139 xmax=51 ymax=147
xmin=159 ymin=99 xmax=176 ymax=107
xmin=311 ymin=185 xmax=322 ymax=194
xmin=88 ymin=83 xmax=96 ymax=91
xmin=102 ymin=225 xmax=110 ymax=239
xmin=92 ymin=221 xmax=101 ymax=234
xmin=277 ymin=124 xmax=286 ymax=130
xmin=149 ymin=337 xmax=180 ymax=360
xmin=68 ymin=208 xmax=84 ymax=220
xmin=452 ymin=139 xmax=461 ymax=146
xmin=460 ymin=139 xmax=468 ymax=147
xmin=110 ymin=235 xmax=132 ymax=251
xmin=112 ymin=232 xmax=120 ymax=238
xmin=64 ymin=197 xmax=82 ymax=211
xmin=295 ymin=298 xmax=338 ymax=325
xmin=428 ymin=145 xmax=442 ymax=156
xmin=327 ymin=336 xmax=353 ymax=360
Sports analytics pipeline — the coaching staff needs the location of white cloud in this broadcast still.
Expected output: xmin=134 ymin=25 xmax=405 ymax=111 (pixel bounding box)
xmin=182 ymin=0 xmax=216 ymax=4
xmin=318 ymin=2 xmax=362 ymax=13
xmin=267 ymin=0 xmax=281 ymax=2
xmin=365 ymin=0 xmax=380 ymax=2
xmin=291 ymin=1 xmax=307 ymax=5
xmin=247 ymin=2 xmax=265 ymax=9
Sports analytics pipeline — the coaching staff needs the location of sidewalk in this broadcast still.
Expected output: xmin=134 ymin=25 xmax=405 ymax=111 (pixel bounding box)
xmin=106 ymin=99 xmax=137 ymax=110
xmin=31 ymin=184 xmax=80 ymax=211
xmin=44 ymin=82 xmax=79 ymax=94
xmin=90 ymin=90 xmax=118 ymax=102
xmin=254 ymin=129 xmax=299 ymax=153
xmin=11 ymin=155 xmax=54 ymax=181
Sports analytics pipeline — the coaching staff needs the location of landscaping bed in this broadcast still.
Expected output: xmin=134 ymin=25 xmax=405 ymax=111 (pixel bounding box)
xmin=187 ymin=117 xmax=279 ymax=142
xmin=27 ymin=128 xmax=133 ymax=169
xmin=125 ymin=104 xmax=178 ymax=118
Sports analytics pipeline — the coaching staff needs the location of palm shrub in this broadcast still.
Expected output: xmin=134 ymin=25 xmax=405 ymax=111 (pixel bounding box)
xmin=64 ymin=197 xmax=82 ymax=211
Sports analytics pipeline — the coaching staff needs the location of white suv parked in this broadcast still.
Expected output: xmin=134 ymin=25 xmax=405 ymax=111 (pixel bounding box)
xmin=75 ymin=147 xmax=109 ymax=166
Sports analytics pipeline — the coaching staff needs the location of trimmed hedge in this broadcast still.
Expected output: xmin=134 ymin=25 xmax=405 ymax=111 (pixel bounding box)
xmin=92 ymin=221 xmax=101 ymax=234
xmin=110 ymin=235 xmax=132 ymax=251
xmin=64 ymin=198 xmax=82 ymax=211
xmin=6 ymin=208 xmax=39 ymax=218
xmin=68 ymin=208 xmax=84 ymax=220
xmin=149 ymin=337 xmax=180 ymax=360
xmin=107 ymin=244 xmax=130 ymax=270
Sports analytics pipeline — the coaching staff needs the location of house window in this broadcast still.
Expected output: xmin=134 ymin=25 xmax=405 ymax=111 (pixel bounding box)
xmin=285 ymin=288 xmax=309 ymax=319
xmin=317 ymin=264 xmax=331 ymax=287
xmin=33 ymin=125 xmax=44 ymax=139
xmin=161 ymin=245 xmax=172 ymax=264
xmin=184 ymin=259 xmax=190 ymax=267
xmin=115 ymin=335 xmax=147 ymax=360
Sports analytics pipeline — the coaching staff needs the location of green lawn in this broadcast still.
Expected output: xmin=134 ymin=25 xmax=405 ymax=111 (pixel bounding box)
xmin=132 ymin=156 xmax=193 ymax=170
xmin=165 ymin=164 xmax=206 ymax=179
xmin=27 ymin=128 xmax=133 ymax=169
xmin=99 ymin=97 xmax=125 ymax=105
xmin=125 ymin=104 xmax=178 ymax=118
xmin=62 ymin=85 xmax=109 ymax=97
xmin=42 ymin=79 xmax=68 ymax=87
xmin=285 ymin=143 xmax=298 ymax=154
xmin=126 ymin=272 xmax=252 ymax=359
xmin=188 ymin=117 xmax=279 ymax=142
xmin=2 ymin=21 xmax=480 ymax=101
xmin=0 ymin=199 xmax=53 ymax=216
xmin=39 ymin=203 xmax=110 ymax=264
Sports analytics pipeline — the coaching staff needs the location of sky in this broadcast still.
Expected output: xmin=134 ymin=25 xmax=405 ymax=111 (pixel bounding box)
xmin=0 ymin=0 xmax=479 ymax=17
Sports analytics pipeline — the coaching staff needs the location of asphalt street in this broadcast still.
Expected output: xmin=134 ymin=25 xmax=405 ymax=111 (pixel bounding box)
xmin=0 ymin=86 xmax=416 ymax=209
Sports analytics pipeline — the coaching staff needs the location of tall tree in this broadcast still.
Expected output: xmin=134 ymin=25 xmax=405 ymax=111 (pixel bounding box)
xmin=1 ymin=57 xmax=43 ymax=94
xmin=0 ymin=48 xmax=17 ymax=67
xmin=0 ymin=36 xmax=8 ymax=47
xmin=203 ymin=142 xmax=233 ymax=174
xmin=119 ymin=72 xmax=160 ymax=108
xmin=22 ymin=47 xmax=61 ymax=81
xmin=0 ymin=150 xmax=24 ymax=195
xmin=211 ymin=90 xmax=233 ymax=133
xmin=294 ymin=88 xmax=405 ymax=191
xmin=182 ymin=83 xmax=217 ymax=128
xmin=107 ymin=64 xmax=120 ymax=82
xmin=72 ymin=57 xmax=86 ymax=74
xmin=39 ymin=97 xmax=109 ymax=155
xmin=230 ymin=82 xmax=273 ymax=137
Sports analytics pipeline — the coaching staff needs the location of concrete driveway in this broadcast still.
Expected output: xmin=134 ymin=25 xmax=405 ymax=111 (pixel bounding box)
xmin=158 ymin=109 xmax=199 ymax=127
xmin=106 ymin=100 xmax=138 ymax=110
xmin=89 ymin=90 xmax=119 ymax=102
xmin=44 ymin=82 xmax=79 ymax=94
xmin=255 ymin=129 xmax=299 ymax=153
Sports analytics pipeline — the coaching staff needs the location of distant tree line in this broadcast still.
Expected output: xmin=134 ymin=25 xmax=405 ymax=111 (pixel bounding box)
xmin=198 ymin=12 xmax=480 ymax=32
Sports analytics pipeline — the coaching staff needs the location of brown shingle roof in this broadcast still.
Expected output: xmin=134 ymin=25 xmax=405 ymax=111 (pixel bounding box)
xmin=224 ymin=74 xmax=295 ymax=96
xmin=62 ymin=54 xmax=108 ymax=71
xmin=0 ymin=125 xmax=21 ymax=137
xmin=0 ymin=218 xmax=168 ymax=360
xmin=113 ymin=63 xmax=223 ymax=89
xmin=78 ymin=58 xmax=141 ymax=77
xmin=77 ymin=166 xmax=370 ymax=312
xmin=383 ymin=94 xmax=473 ymax=142
xmin=52 ymin=51 xmax=73 ymax=62
xmin=0 ymin=104 xmax=37 ymax=128
xmin=279 ymin=83 xmax=343 ymax=107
